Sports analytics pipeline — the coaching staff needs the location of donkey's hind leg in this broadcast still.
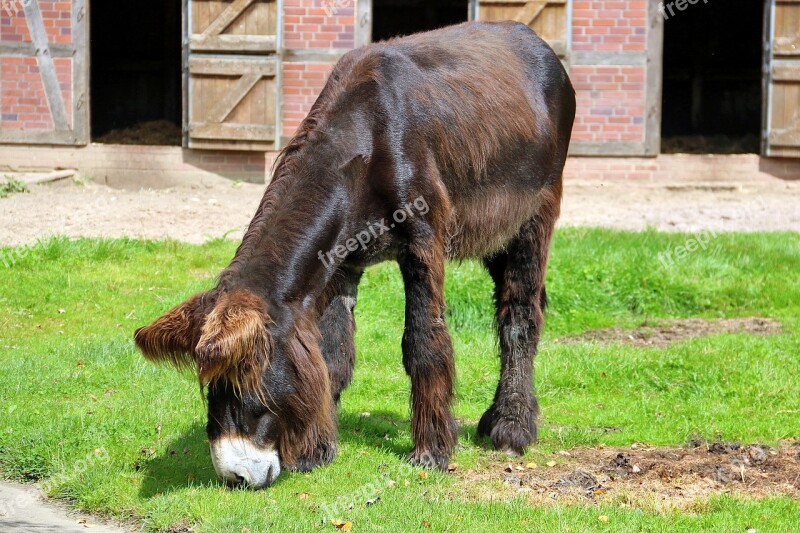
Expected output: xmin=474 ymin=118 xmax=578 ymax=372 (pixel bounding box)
xmin=477 ymin=190 xmax=560 ymax=454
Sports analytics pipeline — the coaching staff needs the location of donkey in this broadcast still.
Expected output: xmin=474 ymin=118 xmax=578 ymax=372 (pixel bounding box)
xmin=135 ymin=21 xmax=575 ymax=488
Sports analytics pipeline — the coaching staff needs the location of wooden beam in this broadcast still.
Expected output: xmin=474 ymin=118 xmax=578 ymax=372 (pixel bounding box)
xmin=23 ymin=0 xmax=69 ymax=132
xmin=514 ymin=2 xmax=547 ymax=26
xmin=0 ymin=41 xmax=73 ymax=57
xmin=190 ymin=34 xmax=277 ymax=53
xmin=770 ymin=128 xmax=800 ymax=146
xmin=772 ymin=63 xmax=800 ymax=81
xmin=569 ymin=141 xmax=649 ymax=157
xmin=644 ymin=0 xmax=665 ymax=157
xmin=189 ymin=56 xmax=277 ymax=76
xmin=282 ymin=48 xmax=347 ymax=63
xmin=355 ymin=0 xmax=372 ymax=48
xmin=189 ymin=123 xmax=276 ymax=142
xmin=0 ymin=129 xmax=79 ymax=144
xmin=201 ymin=0 xmax=255 ymax=37
xmin=572 ymin=50 xmax=647 ymax=66
xmin=207 ymin=73 xmax=262 ymax=123
xmin=72 ymin=0 xmax=89 ymax=145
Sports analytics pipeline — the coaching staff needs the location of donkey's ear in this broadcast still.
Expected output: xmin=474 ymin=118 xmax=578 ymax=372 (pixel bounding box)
xmin=134 ymin=292 xmax=211 ymax=370
xmin=194 ymin=290 xmax=272 ymax=390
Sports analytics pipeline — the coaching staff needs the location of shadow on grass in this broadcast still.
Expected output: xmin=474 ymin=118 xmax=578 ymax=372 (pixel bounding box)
xmin=138 ymin=423 xmax=220 ymax=499
xmin=338 ymin=409 xmax=488 ymax=455
xmin=137 ymin=411 xmax=486 ymax=497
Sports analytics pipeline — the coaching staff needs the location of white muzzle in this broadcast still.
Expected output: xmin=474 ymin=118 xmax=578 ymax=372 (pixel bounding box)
xmin=210 ymin=437 xmax=281 ymax=488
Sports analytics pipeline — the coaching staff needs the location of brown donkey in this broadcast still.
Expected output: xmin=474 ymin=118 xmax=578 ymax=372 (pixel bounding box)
xmin=135 ymin=21 xmax=575 ymax=488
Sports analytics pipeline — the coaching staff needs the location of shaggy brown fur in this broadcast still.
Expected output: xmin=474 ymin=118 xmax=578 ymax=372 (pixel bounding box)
xmin=135 ymin=21 xmax=575 ymax=484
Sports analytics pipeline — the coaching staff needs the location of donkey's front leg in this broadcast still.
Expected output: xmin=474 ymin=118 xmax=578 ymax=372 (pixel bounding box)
xmin=399 ymin=242 xmax=458 ymax=470
xmin=318 ymin=266 xmax=363 ymax=404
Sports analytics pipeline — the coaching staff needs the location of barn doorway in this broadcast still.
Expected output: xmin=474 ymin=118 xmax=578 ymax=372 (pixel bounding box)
xmin=90 ymin=0 xmax=182 ymax=145
xmin=661 ymin=1 xmax=765 ymax=154
xmin=372 ymin=0 xmax=471 ymax=42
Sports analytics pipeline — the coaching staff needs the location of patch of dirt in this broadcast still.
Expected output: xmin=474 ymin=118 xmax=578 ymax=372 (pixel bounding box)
xmin=95 ymin=120 xmax=182 ymax=146
xmin=563 ymin=317 xmax=782 ymax=348
xmin=456 ymin=441 xmax=800 ymax=511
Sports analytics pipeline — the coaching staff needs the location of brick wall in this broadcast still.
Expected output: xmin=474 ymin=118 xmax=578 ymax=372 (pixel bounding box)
xmin=282 ymin=62 xmax=335 ymax=137
xmin=284 ymin=0 xmax=355 ymax=49
xmin=571 ymin=0 xmax=649 ymax=145
xmin=281 ymin=0 xmax=355 ymax=137
xmin=0 ymin=1 xmax=73 ymax=132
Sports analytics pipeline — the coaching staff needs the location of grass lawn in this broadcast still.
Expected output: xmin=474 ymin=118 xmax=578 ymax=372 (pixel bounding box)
xmin=1 ymin=229 xmax=799 ymax=531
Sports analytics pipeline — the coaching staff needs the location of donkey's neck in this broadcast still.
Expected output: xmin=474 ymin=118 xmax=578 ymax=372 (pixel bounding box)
xmin=219 ymin=147 xmax=350 ymax=311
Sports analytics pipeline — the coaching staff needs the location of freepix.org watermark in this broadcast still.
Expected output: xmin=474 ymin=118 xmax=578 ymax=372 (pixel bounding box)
xmin=317 ymin=196 xmax=429 ymax=268
xmin=321 ymin=0 xmax=352 ymax=17
xmin=657 ymin=229 xmax=720 ymax=268
xmin=1 ymin=0 xmax=31 ymax=16
xmin=659 ymin=0 xmax=711 ymax=21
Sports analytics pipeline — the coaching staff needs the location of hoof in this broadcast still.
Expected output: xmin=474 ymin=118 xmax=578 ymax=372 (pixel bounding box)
xmin=477 ymin=404 xmax=537 ymax=455
xmin=407 ymin=448 xmax=449 ymax=471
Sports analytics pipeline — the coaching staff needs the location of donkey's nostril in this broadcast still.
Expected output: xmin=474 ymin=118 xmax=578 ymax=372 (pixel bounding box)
xmin=233 ymin=473 xmax=246 ymax=485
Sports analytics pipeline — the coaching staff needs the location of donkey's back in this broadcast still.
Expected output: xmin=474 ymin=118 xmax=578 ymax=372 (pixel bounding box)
xmin=327 ymin=21 xmax=575 ymax=258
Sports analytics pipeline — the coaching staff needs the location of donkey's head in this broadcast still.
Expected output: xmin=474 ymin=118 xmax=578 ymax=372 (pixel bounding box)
xmin=134 ymin=289 xmax=335 ymax=488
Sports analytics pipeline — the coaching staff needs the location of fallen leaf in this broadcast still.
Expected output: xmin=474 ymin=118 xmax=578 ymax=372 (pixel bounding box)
xmin=525 ymin=462 xmax=538 ymax=469
xmin=419 ymin=470 xmax=429 ymax=480
xmin=297 ymin=492 xmax=310 ymax=500
xmin=331 ymin=519 xmax=352 ymax=531
xmin=422 ymin=520 xmax=431 ymax=528
xmin=386 ymin=479 xmax=397 ymax=488
xmin=242 ymin=528 xmax=251 ymax=533
xmin=546 ymin=461 xmax=557 ymax=467
xmin=594 ymin=488 xmax=607 ymax=496
xmin=598 ymin=515 xmax=609 ymax=523
xmin=447 ymin=463 xmax=458 ymax=472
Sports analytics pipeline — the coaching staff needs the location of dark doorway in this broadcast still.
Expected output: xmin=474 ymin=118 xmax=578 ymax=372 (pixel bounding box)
xmin=90 ymin=1 xmax=182 ymax=145
xmin=661 ymin=1 xmax=764 ymax=154
xmin=372 ymin=0 xmax=470 ymax=42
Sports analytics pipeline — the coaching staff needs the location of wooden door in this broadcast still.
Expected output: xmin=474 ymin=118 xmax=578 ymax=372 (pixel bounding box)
xmin=764 ymin=0 xmax=800 ymax=157
xmin=186 ymin=0 xmax=280 ymax=151
xmin=477 ymin=0 xmax=568 ymax=59
xmin=0 ymin=0 xmax=88 ymax=145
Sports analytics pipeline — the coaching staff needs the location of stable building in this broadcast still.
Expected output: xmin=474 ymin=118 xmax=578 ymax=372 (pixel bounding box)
xmin=1 ymin=0 xmax=798 ymax=184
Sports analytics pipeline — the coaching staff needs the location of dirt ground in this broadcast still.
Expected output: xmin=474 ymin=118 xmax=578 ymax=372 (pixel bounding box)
xmin=0 ymin=177 xmax=799 ymax=247
xmin=562 ymin=317 xmax=783 ymax=348
xmin=456 ymin=440 xmax=800 ymax=511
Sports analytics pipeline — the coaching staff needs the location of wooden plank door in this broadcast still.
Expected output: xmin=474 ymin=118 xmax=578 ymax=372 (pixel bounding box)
xmin=764 ymin=0 xmax=800 ymax=157
xmin=0 ymin=0 xmax=88 ymax=145
xmin=186 ymin=0 xmax=280 ymax=151
xmin=477 ymin=0 xmax=568 ymax=59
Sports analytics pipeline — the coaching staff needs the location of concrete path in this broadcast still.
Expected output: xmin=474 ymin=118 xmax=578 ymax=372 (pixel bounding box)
xmin=0 ymin=481 xmax=126 ymax=532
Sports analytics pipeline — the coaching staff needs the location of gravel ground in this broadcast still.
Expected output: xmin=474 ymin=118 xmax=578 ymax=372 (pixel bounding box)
xmin=1 ymin=178 xmax=798 ymax=247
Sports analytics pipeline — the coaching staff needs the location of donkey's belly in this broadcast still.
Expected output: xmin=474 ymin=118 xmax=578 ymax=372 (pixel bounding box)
xmin=445 ymin=187 xmax=546 ymax=260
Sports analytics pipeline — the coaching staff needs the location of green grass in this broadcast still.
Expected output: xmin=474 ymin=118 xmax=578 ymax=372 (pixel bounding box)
xmin=0 ymin=176 xmax=28 ymax=199
xmin=1 ymin=230 xmax=799 ymax=531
